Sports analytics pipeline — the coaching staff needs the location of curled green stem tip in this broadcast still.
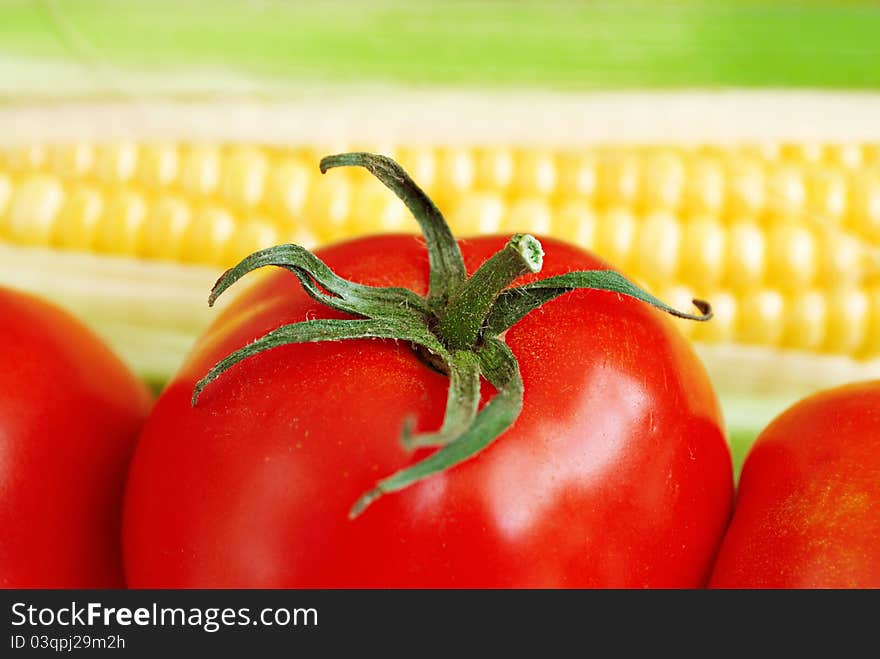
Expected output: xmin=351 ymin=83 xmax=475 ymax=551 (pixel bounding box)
xmin=690 ymin=299 xmax=712 ymax=320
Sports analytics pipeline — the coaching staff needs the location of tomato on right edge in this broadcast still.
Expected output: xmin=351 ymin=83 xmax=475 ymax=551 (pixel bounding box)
xmin=710 ymin=381 xmax=880 ymax=589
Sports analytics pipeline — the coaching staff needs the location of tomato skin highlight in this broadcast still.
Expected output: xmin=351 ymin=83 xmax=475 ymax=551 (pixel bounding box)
xmin=0 ymin=287 xmax=152 ymax=588
xmin=123 ymin=234 xmax=733 ymax=588
xmin=710 ymin=381 xmax=880 ymax=589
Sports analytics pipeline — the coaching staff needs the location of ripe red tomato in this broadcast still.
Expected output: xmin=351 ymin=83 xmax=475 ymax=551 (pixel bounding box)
xmin=710 ymin=381 xmax=880 ymax=589
xmin=123 ymin=234 xmax=733 ymax=588
xmin=0 ymin=287 xmax=152 ymax=588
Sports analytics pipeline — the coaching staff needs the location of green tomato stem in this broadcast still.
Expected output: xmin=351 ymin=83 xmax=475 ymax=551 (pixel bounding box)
xmin=437 ymin=233 xmax=544 ymax=351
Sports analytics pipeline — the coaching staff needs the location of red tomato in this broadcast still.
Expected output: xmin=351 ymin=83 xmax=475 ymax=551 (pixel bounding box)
xmin=710 ymin=381 xmax=880 ymax=589
xmin=0 ymin=287 xmax=152 ymax=588
xmin=123 ymin=235 xmax=733 ymax=588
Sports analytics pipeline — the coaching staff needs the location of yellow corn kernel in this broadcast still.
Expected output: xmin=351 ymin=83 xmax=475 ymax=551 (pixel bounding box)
xmin=265 ymin=158 xmax=311 ymax=227
xmin=693 ymin=145 xmax=726 ymax=160
xmin=595 ymin=206 xmax=637 ymax=271
xmin=556 ymin=152 xmax=597 ymax=201
xmin=448 ymin=193 xmax=504 ymax=236
xmin=765 ymin=222 xmax=817 ymax=291
xmin=5 ymin=175 xmax=64 ymax=244
xmin=94 ymin=191 xmax=147 ymax=255
xmin=739 ymin=289 xmax=786 ymax=346
xmin=500 ymin=197 xmax=552 ymax=235
xmin=864 ymin=145 xmax=880 ymax=167
xmin=0 ymin=174 xmax=11 ymax=218
xmin=3 ymin=145 xmax=47 ymax=172
xmin=740 ymin=142 xmax=781 ymax=161
xmin=137 ymin=143 xmax=179 ymax=189
xmin=219 ymin=147 xmax=268 ymax=209
xmin=395 ymin=147 xmax=436 ymax=195
xmin=636 ymin=210 xmax=680 ymax=282
xmin=806 ymin=166 xmax=848 ymax=225
xmin=825 ymin=144 xmax=864 ymax=170
xmin=780 ymin=142 xmax=824 ymax=165
xmin=179 ymin=145 xmax=221 ymax=197
xmin=304 ymin=175 xmax=352 ymax=241
xmin=642 ymin=151 xmax=684 ymax=212
xmin=725 ymin=219 xmax=766 ymax=289
xmin=766 ymin=165 xmax=806 ymax=220
xmin=691 ymin=289 xmax=736 ymax=343
xmin=139 ymin=196 xmax=191 ymax=260
xmin=434 ymin=148 xmax=475 ymax=205
xmin=680 ymin=216 xmax=726 ymax=288
xmin=596 ymin=152 xmax=640 ymax=208
xmin=821 ymin=231 xmax=868 ymax=287
xmin=53 ymin=187 xmax=103 ymax=250
xmin=181 ymin=207 xmax=237 ymax=266
xmin=95 ymin=142 xmax=139 ymax=184
xmin=280 ymin=226 xmax=319 ymax=251
xmin=850 ymin=170 xmax=880 ymax=241
xmin=726 ymin=156 xmax=766 ymax=218
xmin=824 ymin=288 xmax=869 ymax=354
xmin=683 ymin=157 xmax=725 ymax=216
xmin=783 ymin=290 xmax=827 ymax=351
xmin=225 ymin=218 xmax=280 ymax=265
xmin=512 ymin=150 xmax=556 ymax=197
xmin=551 ymin=200 xmax=596 ymax=250
xmin=350 ymin=180 xmax=412 ymax=233
xmin=50 ymin=144 xmax=95 ymax=179
xmin=474 ymin=148 xmax=514 ymax=191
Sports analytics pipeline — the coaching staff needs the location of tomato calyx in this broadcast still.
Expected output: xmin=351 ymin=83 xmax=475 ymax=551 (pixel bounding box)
xmin=192 ymin=152 xmax=713 ymax=518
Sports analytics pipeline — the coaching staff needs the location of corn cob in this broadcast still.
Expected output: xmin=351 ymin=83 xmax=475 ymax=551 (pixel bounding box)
xmin=1 ymin=133 xmax=879 ymax=452
xmin=2 ymin=139 xmax=878 ymax=347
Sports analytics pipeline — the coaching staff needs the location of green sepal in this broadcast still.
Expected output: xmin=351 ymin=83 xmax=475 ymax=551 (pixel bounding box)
xmin=402 ymin=349 xmax=482 ymax=450
xmin=192 ymin=317 xmax=449 ymax=405
xmin=320 ymin=152 xmax=467 ymax=312
xmin=484 ymin=269 xmax=712 ymax=336
xmin=350 ymin=338 xmax=522 ymax=518
xmin=208 ymin=242 xmax=428 ymax=320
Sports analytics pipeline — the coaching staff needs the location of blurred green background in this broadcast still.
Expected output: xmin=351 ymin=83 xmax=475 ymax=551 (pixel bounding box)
xmin=1 ymin=0 xmax=879 ymax=98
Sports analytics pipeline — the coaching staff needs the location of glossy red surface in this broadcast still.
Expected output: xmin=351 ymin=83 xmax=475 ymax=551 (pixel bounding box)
xmin=0 ymin=287 xmax=152 ymax=588
xmin=124 ymin=234 xmax=733 ymax=587
xmin=711 ymin=381 xmax=880 ymax=588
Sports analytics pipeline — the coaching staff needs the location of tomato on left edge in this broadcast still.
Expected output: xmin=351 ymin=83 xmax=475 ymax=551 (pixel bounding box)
xmin=0 ymin=287 xmax=152 ymax=588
